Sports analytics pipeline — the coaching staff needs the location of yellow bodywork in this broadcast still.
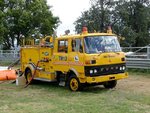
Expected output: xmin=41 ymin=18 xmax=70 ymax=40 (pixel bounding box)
xmin=21 ymin=31 xmax=128 ymax=85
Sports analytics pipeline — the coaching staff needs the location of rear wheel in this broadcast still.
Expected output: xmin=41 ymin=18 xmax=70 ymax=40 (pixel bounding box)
xmin=25 ymin=69 xmax=32 ymax=84
xmin=103 ymin=80 xmax=117 ymax=89
xmin=68 ymin=75 xmax=81 ymax=91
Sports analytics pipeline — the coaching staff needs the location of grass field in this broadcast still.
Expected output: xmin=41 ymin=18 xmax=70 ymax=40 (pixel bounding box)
xmin=0 ymin=73 xmax=150 ymax=113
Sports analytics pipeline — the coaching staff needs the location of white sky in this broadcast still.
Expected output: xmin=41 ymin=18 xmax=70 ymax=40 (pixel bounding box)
xmin=47 ymin=0 xmax=91 ymax=36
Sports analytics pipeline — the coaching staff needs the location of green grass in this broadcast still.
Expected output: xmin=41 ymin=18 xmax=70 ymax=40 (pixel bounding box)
xmin=128 ymin=69 xmax=150 ymax=78
xmin=0 ymin=62 xmax=13 ymax=66
xmin=0 ymin=77 xmax=150 ymax=113
xmin=0 ymin=60 xmax=19 ymax=66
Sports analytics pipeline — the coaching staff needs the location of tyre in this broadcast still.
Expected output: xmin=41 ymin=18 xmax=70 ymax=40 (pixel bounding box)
xmin=68 ymin=75 xmax=81 ymax=91
xmin=103 ymin=80 xmax=117 ymax=89
xmin=25 ymin=69 xmax=32 ymax=84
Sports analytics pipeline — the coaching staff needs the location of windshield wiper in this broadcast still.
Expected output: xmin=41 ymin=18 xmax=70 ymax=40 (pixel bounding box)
xmin=98 ymin=50 xmax=120 ymax=56
xmin=98 ymin=51 xmax=104 ymax=56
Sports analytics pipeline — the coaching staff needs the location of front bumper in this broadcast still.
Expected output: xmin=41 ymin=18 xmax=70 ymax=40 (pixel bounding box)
xmin=85 ymin=72 xmax=128 ymax=84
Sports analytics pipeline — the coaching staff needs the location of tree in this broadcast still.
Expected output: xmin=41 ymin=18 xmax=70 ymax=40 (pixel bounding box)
xmin=74 ymin=0 xmax=115 ymax=33
xmin=113 ymin=0 xmax=150 ymax=46
xmin=74 ymin=0 xmax=150 ymax=47
xmin=1 ymin=0 xmax=60 ymax=49
xmin=0 ymin=0 xmax=5 ymax=44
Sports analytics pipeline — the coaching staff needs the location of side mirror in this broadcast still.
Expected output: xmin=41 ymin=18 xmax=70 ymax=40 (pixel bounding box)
xmin=44 ymin=42 xmax=54 ymax=48
xmin=49 ymin=43 xmax=54 ymax=48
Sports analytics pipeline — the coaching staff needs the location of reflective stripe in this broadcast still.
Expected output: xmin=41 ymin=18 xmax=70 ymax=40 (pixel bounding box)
xmin=69 ymin=62 xmax=84 ymax=66
xmin=53 ymin=61 xmax=84 ymax=66
xmin=53 ymin=62 xmax=68 ymax=65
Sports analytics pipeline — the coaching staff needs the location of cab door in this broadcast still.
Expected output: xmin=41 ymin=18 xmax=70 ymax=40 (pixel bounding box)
xmin=52 ymin=39 xmax=69 ymax=72
xmin=68 ymin=38 xmax=84 ymax=76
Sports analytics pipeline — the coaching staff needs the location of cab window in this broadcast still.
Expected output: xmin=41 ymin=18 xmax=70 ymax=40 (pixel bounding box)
xmin=58 ymin=40 xmax=68 ymax=53
xmin=72 ymin=39 xmax=83 ymax=53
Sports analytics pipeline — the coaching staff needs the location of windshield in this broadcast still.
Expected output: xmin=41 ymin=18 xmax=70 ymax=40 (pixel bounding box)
xmin=84 ymin=36 xmax=121 ymax=54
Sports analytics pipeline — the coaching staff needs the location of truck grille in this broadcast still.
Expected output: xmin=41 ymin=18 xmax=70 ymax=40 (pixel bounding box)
xmin=84 ymin=63 xmax=126 ymax=77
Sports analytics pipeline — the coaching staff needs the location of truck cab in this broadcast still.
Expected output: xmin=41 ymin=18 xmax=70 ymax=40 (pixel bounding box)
xmin=51 ymin=27 xmax=128 ymax=91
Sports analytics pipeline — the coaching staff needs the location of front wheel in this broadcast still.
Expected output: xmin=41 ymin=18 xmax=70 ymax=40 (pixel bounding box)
xmin=68 ymin=75 xmax=81 ymax=91
xmin=103 ymin=80 xmax=117 ymax=89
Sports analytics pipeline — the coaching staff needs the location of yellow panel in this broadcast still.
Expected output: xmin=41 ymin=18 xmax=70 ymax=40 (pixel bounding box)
xmin=85 ymin=72 xmax=128 ymax=83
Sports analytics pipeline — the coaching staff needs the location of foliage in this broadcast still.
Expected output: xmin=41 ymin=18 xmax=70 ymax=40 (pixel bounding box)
xmin=128 ymin=68 xmax=150 ymax=78
xmin=74 ymin=0 xmax=150 ymax=47
xmin=114 ymin=0 xmax=150 ymax=47
xmin=74 ymin=0 xmax=116 ymax=33
xmin=0 ymin=0 xmax=60 ymax=49
xmin=0 ymin=0 xmax=5 ymax=44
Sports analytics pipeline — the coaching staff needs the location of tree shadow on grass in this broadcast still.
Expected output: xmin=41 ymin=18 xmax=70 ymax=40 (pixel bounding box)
xmin=31 ymin=80 xmax=60 ymax=88
xmin=82 ymin=85 xmax=110 ymax=94
xmin=30 ymin=80 xmax=110 ymax=94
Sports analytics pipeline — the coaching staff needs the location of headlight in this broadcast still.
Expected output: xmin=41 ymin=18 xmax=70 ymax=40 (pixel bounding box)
xmin=120 ymin=67 xmax=123 ymax=70
xmin=94 ymin=69 xmax=97 ymax=73
xmin=90 ymin=70 xmax=93 ymax=74
xmin=122 ymin=66 xmax=125 ymax=70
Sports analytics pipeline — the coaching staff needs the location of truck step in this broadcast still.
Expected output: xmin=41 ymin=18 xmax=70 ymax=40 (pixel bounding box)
xmin=59 ymin=81 xmax=65 ymax=86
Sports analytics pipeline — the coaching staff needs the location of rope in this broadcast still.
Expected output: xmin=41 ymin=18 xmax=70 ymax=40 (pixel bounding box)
xmin=7 ymin=59 xmax=20 ymax=70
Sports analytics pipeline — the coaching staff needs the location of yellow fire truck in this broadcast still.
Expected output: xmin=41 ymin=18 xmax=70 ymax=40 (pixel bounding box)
xmin=20 ymin=27 xmax=128 ymax=91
